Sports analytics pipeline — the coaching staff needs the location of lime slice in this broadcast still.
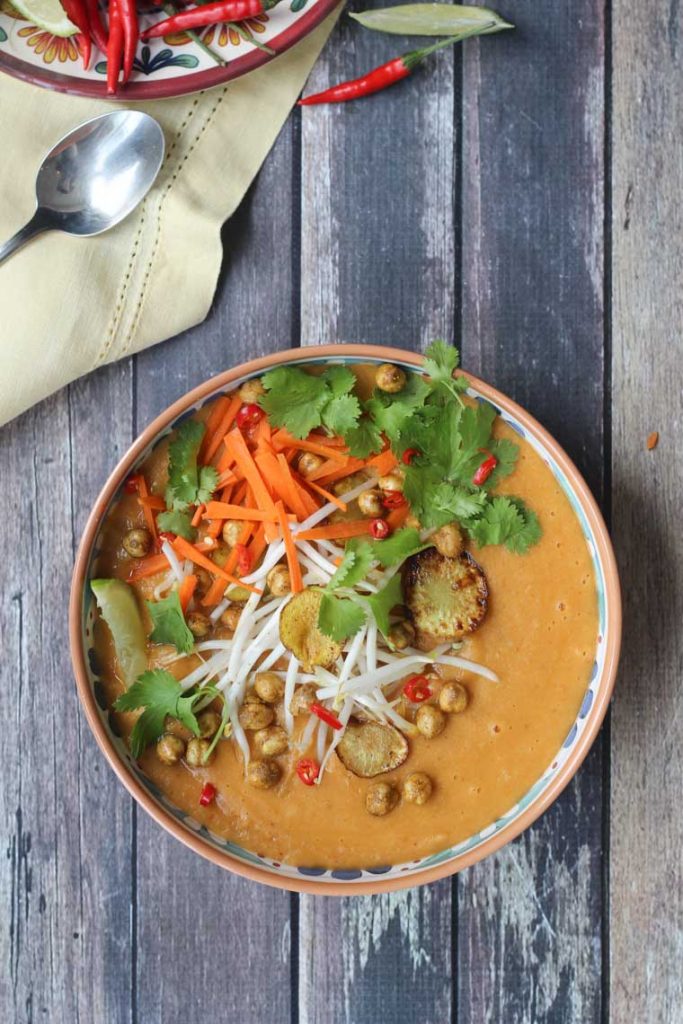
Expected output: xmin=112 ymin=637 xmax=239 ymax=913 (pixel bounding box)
xmin=91 ymin=579 xmax=148 ymax=689
xmin=6 ymin=0 xmax=78 ymax=36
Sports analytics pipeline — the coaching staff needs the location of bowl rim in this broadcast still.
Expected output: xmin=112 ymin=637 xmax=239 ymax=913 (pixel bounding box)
xmin=69 ymin=343 xmax=621 ymax=895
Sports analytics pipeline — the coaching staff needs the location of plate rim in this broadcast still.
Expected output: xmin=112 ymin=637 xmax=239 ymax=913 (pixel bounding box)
xmin=69 ymin=343 xmax=622 ymax=895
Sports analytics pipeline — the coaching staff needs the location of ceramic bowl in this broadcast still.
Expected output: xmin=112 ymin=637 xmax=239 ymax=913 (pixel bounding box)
xmin=70 ymin=344 xmax=621 ymax=895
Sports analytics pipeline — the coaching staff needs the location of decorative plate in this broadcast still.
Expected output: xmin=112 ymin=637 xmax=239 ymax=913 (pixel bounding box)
xmin=70 ymin=345 xmax=621 ymax=896
xmin=0 ymin=0 xmax=338 ymax=99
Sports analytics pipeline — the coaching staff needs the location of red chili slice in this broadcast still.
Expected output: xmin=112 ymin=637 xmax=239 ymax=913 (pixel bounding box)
xmin=472 ymin=453 xmax=498 ymax=487
xmin=199 ymin=782 xmax=216 ymax=806
xmin=310 ymin=702 xmax=343 ymax=731
xmin=403 ymin=675 xmax=432 ymax=703
xmin=296 ymin=758 xmax=320 ymax=786
xmin=158 ymin=531 xmax=176 ymax=545
xmin=370 ymin=518 xmax=390 ymax=539
xmin=381 ymin=489 xmax=407 ymax=509
xmin=401 ymin=448 xmax=420 ymax=465
xmin=235 ymin=543 xmax=252 ymax=575
xmin=124 ymin=474 xmax=141 ymax=494
xmin=236 ymin=403 xmax=265 ymax=430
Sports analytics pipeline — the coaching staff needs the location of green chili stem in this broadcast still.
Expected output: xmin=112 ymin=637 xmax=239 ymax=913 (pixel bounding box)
xmin=163 ymin=2 xmax=226 ymax=65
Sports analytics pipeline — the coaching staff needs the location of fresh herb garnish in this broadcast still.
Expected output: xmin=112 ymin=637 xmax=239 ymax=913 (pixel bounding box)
xmin=165 ymin=420 xmax=219 ymax=512
xmin=146 ymin=591 xmax=194 ymax=653
xmin=114 ymin=669 xmax=202 ymax=758
xmin=318 ymin=592 xmax=367 ymax=641
xmin=156 ymin=509 xmax=197 ymax=541
xmin=258 ymin=365 xmax=362 ymax=439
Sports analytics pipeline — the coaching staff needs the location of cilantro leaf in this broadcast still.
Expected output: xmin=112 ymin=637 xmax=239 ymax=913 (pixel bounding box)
xmin=365 ymin=374 xmax=432 ymax=444
xmin=345 ymin=417 xmax=383 ymax=458
xmin=165 ymin=419 xmax=217 ymax=512
xmin=370 ymin=528 xmax=427 ymax=567
xmin=156 ymin=509 xmax=197 ymax=541
xmin=114 ymin=669 xmax=201 ymax=758
xmin=318 ymin=592 xmax=366 ymax=641
xmin=321 ymin=365 xmax=356 ymax=397
xmin=486 ymin=438 xmax=519 ymax=487
xmin=326 ymin=541 xmax=375 ymax=592
xmin=464 ymin=496 xmax=542 ymax=553
xmin=366 ymin=574 xmax=403 ymax=638
xmin=423 ymin=340 xmax=469 ymax=401
xmin=259 ymin=367 xmax=330 ymax=439
xmin=321 ymin=394 xmax=362 ymax=435
xmin=146 ymin=591 xmax=194 ymax=653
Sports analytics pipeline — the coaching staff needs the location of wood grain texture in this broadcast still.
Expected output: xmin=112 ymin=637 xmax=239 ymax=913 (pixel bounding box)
xmin=298 ymin=9 xmax=456 ymax=1021
xmin=610 ymin=0 xmax=683 ymax=1019
xmin=133 ymin=122 xmax=296 ymax=1024
xmin=457 ymin=3 xmax=607 ymax=1021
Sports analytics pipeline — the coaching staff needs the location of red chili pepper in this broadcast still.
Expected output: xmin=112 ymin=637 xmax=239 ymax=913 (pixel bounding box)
xmin=124 ymin=474 xmax=140 ymax=494
xmin=402 ymin=448 xmax=420 ymax=465
xmin=199 ymin=782 xmax=216 ymax=806
xmin=472 ymin=453 xmax=498 ymax=487
xmin=235 ymin=543 xmax=252 ymax=576
xmin=310 ymin=702 xmax=343 ymax=731
xmin=106 ymin=0 xmax=124 ymax=94
xmin=381 ymin=490 xmax=407 ymax=509
xmin=299 ymin=37 xmax=460 ymax=106
xmin=158 ymin=531 xmax=176 ymax=545
xmin=61 ymin=0 xmax=91 ymax=67
xmin=85 ymin=0 xmax=108 ymax=53
xmin=370 ymin=518 xmax=390 ymax=539
xmin=141 ymin=0 xmax=277 ymax=40
xmin=119 ymin=0 xmax=139 ymax=83
xmin=296 ymin=758 xmax=320 ymax=786
xmin=403 ymin=675 xmax=432 ymax=703
xmin=236 ymin=403 xmax=265 ymax=431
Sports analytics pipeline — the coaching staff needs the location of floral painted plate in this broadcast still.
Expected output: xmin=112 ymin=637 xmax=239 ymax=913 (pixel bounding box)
xmin=0 ymin=0 xmax=338 ymax=99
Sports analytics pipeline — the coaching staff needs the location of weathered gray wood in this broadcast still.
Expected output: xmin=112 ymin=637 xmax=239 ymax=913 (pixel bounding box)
xmin=0 ymin=361 xmax=135 ymax=1024
xmin=298 ymin=13 xmax=456 ymax=1023
xmin=458 ymin=3 xmax=607 ymax=1020
xmin=133 ymin=120 xmax=296 ymax=1024
xmin=610 ymin=1 xmax=683 ymax=1019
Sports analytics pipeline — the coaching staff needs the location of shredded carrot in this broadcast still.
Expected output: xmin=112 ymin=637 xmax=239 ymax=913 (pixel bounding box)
xmin=275 ymin=500 xmax=303 ymax=593
xmin=304 ymin=478 xmax=347 ymax=512
xmin=178 ymin=573 xmax=198 ymax=613
xmin=204 ymin=395 xmax=242 ymax=465
xmin=314 ymin=458 xmax=368 ymax=487
xmin=191 ymin=504 xmax=205 ymax=528
xmin=224 ymin=521 xmax=255 ymax=575
xmin=138 ymin=494 xmax=166 ymax=512
xmin=386 ymin=504 xmax=409 ymax=531
xmin=198 ymin=396 xmax=231 ymax=462
xmin=307 ymin=433 xmax=347 ymax=447
xmin=295 ymin=520 xmax=372 ymax=542
xmin=306 ymin=457 xmax=349 ymax=482
xmin=275 ymin=452 xmax=310 ymax=520
xmin=272 ymin=429 xmax=348 ymax=462
xmin=127 ymin=552 xmax=169 ymax=582
xmin=172 ymin=536 xmax=262 ymax=594
xmin=292 ymin=477 xmax=319 ymax=517
xmin=207 ymin=519 xmax=224 ymax=539
xmin=203 ymin=502 xmax=277 ymax=523
xmin=201 ymin=577 xmax=228 ymax=608
xmin=136 ymin=476 xmax=159 ymax=545
xmin=247 ymin=523 xmax=267 ymax=567
xmin=254 ymin=416 xmax=272 ymax=451
xmin=367 ymin=450 xmax=398 ymax=477
xmin=224 ymin=429 xmax=279 ymax=541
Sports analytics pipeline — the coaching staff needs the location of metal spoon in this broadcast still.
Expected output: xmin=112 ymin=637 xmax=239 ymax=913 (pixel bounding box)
xmin=0 ymin=111 xmax=165 ymax=267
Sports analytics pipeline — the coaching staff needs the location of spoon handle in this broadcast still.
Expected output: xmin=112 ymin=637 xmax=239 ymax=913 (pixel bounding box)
xmin=0 ymin=212 xmax=51 ymax=267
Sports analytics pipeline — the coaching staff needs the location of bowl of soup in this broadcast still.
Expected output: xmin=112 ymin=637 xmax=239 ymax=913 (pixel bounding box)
xmin=69 ymin=344 xmax=621 ymax=894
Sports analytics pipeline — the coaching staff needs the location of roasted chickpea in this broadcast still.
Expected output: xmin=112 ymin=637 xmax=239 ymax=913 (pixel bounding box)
xmin=156 ymin=733 xmax=185 ymax=765
xmin=197 ymin=710 xmax=222 ymax=738
xmin=266 ymin=564 xmax=291 ymax=596
xmin=187 ymin=610 xmax=211 ymax=639
xmin=416 ymin=704 xmax=446 ymax=739
xmin=254 ymin=671 xmax=285 ymax=704
xmin=194 ymin=567 xmax=213 ymax=596
xmin=365 ymin=781 xmax=399 ymax=816
xmin=255 ymin=725 xmax=289 ymax=757
xmin=222 ymin=520 xmax=242 ymax=548
xmin=289 ymin=682 xmax=317 ymax=716
xmin=123 ymin=528 xmax=152 ymax=558
xmin=375 ymin=363 xmax=406 ymax=394
xmin=432 ymin=523 xmax=464 ymax=559
xmin=238 ymin=379 xmax=265 ymax=403
xmin=402 ymin=772 xmax=433 ymax=805
xmin=439 ymin=681 xmax=469 ymax=714
xmin=378 ymin=471 xmax=405 ymax=493
xmin=239 ymin=700 xmax=275 ymax=731
xmin=298 ymin=452 xmax=324 ymax=478
xmin=220 ymin=605 xmax=242 ymax=632
xmin=388 ymin=620 xmax=416 ymax=650
xmin=185 ymin=737 xmax=214 ymax=766
xmin=164 ymin=715 xmax=193 ymax=741
xmin=247 ymin=759 xmax=280 ymax=789
xmin=333 ymin=472 xmax=368 ymax=497
xmin=357 ymin=489 xmax=384 ymax=517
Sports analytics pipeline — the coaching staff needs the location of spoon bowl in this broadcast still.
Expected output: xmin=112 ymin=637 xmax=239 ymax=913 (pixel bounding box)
xmin=0 ymin=111 xmax=165 ymax=264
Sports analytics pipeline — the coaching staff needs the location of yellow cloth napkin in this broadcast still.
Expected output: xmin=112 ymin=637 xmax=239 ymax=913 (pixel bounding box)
xmin=0 ymin=8 xmax=338 ymax=427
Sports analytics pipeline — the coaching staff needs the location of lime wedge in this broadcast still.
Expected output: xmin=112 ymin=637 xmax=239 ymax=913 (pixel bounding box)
xmin=91 ymin=579 xmax=148 ymax=689
xmin=6 ymin=0 xmax=78 ymax=36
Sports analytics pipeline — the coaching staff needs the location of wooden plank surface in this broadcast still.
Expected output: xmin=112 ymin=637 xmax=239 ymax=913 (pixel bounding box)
xmin=457 ymin=2 xmax=607 ymax=1020
xmin=610 ymin=0 xmax=683 ymax=1020
xmin=298 ymin=12 xmax=457 ymax=1023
